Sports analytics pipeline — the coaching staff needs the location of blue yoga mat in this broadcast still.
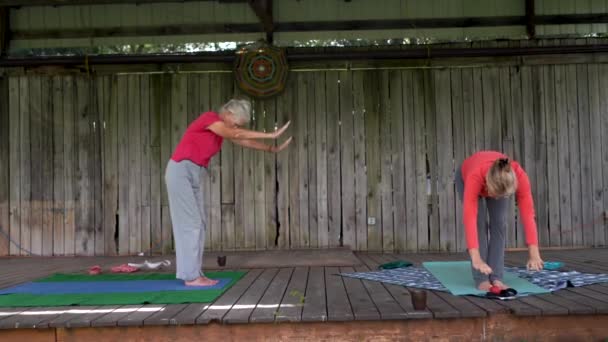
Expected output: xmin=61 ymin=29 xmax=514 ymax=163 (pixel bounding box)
xmin=423 ymin=261 xmax=550 ymax=296
xmin=0 ymin=278 xmax=233 ymax=295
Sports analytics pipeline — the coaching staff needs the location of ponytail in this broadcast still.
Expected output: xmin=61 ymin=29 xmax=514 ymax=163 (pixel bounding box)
xmin=486 ymin=158 xmax=518 ymax=197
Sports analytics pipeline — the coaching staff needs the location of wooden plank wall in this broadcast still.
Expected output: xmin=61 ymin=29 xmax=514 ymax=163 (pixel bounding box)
xmin=1 ymin=63 xmax=608 ymax=255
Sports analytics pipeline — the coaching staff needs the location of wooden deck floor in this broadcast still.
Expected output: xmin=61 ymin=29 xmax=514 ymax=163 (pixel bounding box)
xmin=0 ymin=249 xmax=607 ymax=340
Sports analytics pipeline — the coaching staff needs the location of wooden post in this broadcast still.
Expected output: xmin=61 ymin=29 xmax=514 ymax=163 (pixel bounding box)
xmin=525 ymin=0 xmax=536 ymax=39
xmin=248 ymin=0 xmax=274 ymax=43
xmin=0 ymin=7 xmax=9 ymax=56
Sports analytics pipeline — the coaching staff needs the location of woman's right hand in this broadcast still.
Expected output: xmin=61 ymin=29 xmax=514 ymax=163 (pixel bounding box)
xmin=472 ymin=259 xmax=493 ymax=275
xmin=271 ymin=121 xmax=291 ymax=139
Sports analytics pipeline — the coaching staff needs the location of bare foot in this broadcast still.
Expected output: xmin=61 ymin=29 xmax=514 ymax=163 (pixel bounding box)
xmin=185 ymin=276 xmax=220 ymax=287
xmin=477 ymin=280 xmax=492 ymax=291
xmin=492 ymin=280 xmax=509 ymax=290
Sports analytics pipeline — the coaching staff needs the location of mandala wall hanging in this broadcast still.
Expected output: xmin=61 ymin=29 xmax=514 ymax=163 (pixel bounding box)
xmin=234 ymin=41 xmax=289 ymax=98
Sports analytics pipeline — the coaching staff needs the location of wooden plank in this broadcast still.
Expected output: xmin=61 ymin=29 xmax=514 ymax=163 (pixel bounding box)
xmin=139 ymin=74 xmax=151 ymax=254
xmin=116 ymin=75 xmax=129 ymax=255
xmin=263 ymin=94 xmax=277 ymax=250
xmin=101 ymin=76 xmax=118 ymax=255
xmin=19 ymin=76 xmax=31 ymax=256
xmin=296 ymin=72 xmax=310 ymax=248
xmin=40 ymin=76 xmax=54 ymax=256
xmin=29 ymin=75 xmax=43 ymax=256
xmin=499 ymin=67 xmax=516 ymax=248
xmin=511 ymin=64 xmax=525 ymax=249
xmin=168 ymin=303 xmax=208 ymax=325
xmin=0 ymin=75 xmax=9 ymax=256
xmin=424 ymin=70 xmax=440 ymax=252
xmin=543 ymin=65 xmax=560 ymax=247
xmin=50 ymin=76 xmax=65 ymax=256
xmin=62 ymin=76 xmax=76 ymax=255
xmin=587 ymin=64 xmax=605 ymax=247
xmin=306 ymin=73 xmax=318 ymax=249
xmin=601 ymin=64 xmax=608 ymax=247
xmin=218 ymin=88 xmax=235 ymax=252
xmin=275 ymin=76 xmax=293 ymax=249
xmin=325 ymin=72 xmax=342 ymax=248
xmin=202 ymin=76 xmax=213 ymax=251
xmin=481 ymin=67 xmax=501 ymax=151
xmin=472 ymin=68 xmax=485 ymax=151
xmin=285 ymin=79 xmax=301 ymax=250
xmin=276 ymin=266 xmax=309 ymax=322
xmin=209 ymin=75 xmax=224 ymax=251
xmin=222 ymin=268 xmax=279 ymax=324
xmin=433 ymin=69 xmax=455 ymax=252
xmin=401 ymin=71 xmax=418 ymax=252
xmin=339 ymin=71 xmax=358 ymax=250
xmin=314 ymin=72 xmax=329 ymax=249
xmin=555 ymin=65 xmax=572 ymax=247
xmin=378 ymin=70 xmax=394 ymax=252
xmin=521 ymin=66 xmax=544 ymax=246
xmin=250 ymin=268 xmax=293 ymax=323
xmin=353 ymin=265 xmax=408 ymax=320
xmin=359 ymin=253 xmax=432 ymax=319
xmin=363 ymin=71 xmax=381 ymax=252
xmin=197 ymin=269 xmax=263 ymax=324
xmin=388 ymin=71 xmax=405 ymax=252
xmin=126 ymin=74 xmax=142 ymax=255
xmin=47 ymin=306 xmax=117 ymax=328
xmin=8 ymin=76 xmax=20 ymax=256
xmin=324 ymin=266 xmax=354 ymax=321
xmin=352 ymin=71 xmax=367 ymax=252
xmin=238 ymin=106 xmax=256 ymax=251
xmin=552 ymin=289 xmax=608 ymax=314
xmin=565 ymin=65 xmax=583 ymax=247
xmin=574 ymin=64 xmax=592 ymax=247
xmin=90 ymin=76 xmax=103 ymax=256
xmin=450 ymin=69 xmax=466 ymax=252
xmin=339 ymin=266 xmax=380 ymax=320
xmin=253 ymin=100 xmax=268 ymax=250
xmin=143 ymin=304 xmax=189 ymax=326
xmin=118 ymin=305 xmax=166 ymax=327
xmin=91 ymin=305 xmax=143 ymax=327
xmin=75 ymin=76 xmax=95 ymax=255
xmin=148 ymin=74 xmax=162 ymax=256
xmin=518 ymin=295 xmax=570 ymax=316
xmin=412 ymin=70 xmax=428 ymax=251
xmin=0 ymin=307 xmax=57 ymax=329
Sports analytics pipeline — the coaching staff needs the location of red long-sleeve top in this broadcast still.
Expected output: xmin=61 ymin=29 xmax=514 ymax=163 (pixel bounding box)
xmin=461 ymin=151 xmax=539 ymax=249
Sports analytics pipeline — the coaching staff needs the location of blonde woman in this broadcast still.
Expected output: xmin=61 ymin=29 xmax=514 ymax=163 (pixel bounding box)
xmin=165 ymin=98 xmax=292 ymax=286
xmin=455 ymin=151 xmax=544 ymax=291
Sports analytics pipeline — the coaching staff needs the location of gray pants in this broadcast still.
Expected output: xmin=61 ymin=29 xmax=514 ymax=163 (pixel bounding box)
xmin=165 ymin=159 xmax=207 ymax=281
xmin=454 ymin=167 xmax=508 ymax=286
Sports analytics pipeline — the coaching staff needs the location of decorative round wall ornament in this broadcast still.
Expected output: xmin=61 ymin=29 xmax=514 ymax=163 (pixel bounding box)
xmin=234 ymin=41 xmax=289 ymax=98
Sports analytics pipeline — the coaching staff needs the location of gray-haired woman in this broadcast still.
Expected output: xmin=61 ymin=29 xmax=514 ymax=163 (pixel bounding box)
xmin=165 ymin=98 xmax=291 ymax=286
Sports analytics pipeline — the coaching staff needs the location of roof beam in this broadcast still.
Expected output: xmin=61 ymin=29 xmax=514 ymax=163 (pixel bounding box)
xmin=248 ymin=0 xmax=273 ymax=43
xmin=0 ymin=0 xmax=246 ymax=7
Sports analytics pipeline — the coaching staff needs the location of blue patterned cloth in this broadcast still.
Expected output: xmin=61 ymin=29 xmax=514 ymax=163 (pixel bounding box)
xmin=340 ymin=266 xmax=608 ymax=293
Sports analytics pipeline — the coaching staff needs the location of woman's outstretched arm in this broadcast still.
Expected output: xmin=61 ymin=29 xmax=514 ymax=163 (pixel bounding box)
xmin=208 ymin=121 xmax=290 ymax=140
xmin=231 ymin=137 xmax=292 ymax=153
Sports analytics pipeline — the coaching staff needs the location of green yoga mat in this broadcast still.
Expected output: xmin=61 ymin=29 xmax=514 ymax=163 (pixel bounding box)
xmin=423 ymin=261 xmax=549 ymax=296
xmin=0 ymin=271 xmax=245 ymax=307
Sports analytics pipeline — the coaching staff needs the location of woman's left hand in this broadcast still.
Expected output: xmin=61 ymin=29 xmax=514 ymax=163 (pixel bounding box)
xmin=270 ymin=137 xmax=292 ymax=153
xmin=526 ymin=255 xmax=544 ymax=271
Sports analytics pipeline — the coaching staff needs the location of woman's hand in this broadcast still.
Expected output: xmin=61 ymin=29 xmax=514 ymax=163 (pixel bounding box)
xmin=271 ymin=121 xmax=291 ymax=139
xmin=526 ymin=245 xmax=544 ymax=271
xmin=472 ymin=259 xmax=493 ymax=275
xmin=270 ymin=137 xmax=292 ymax=153
xmin=527 ymin=256 xmax=544 ymax=271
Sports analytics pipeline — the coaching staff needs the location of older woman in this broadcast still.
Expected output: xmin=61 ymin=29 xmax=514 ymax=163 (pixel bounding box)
xmin=455 ymin=151 xmax=544 ymax=291
xmin=165 ymin=98 xmax=291 ymax=286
